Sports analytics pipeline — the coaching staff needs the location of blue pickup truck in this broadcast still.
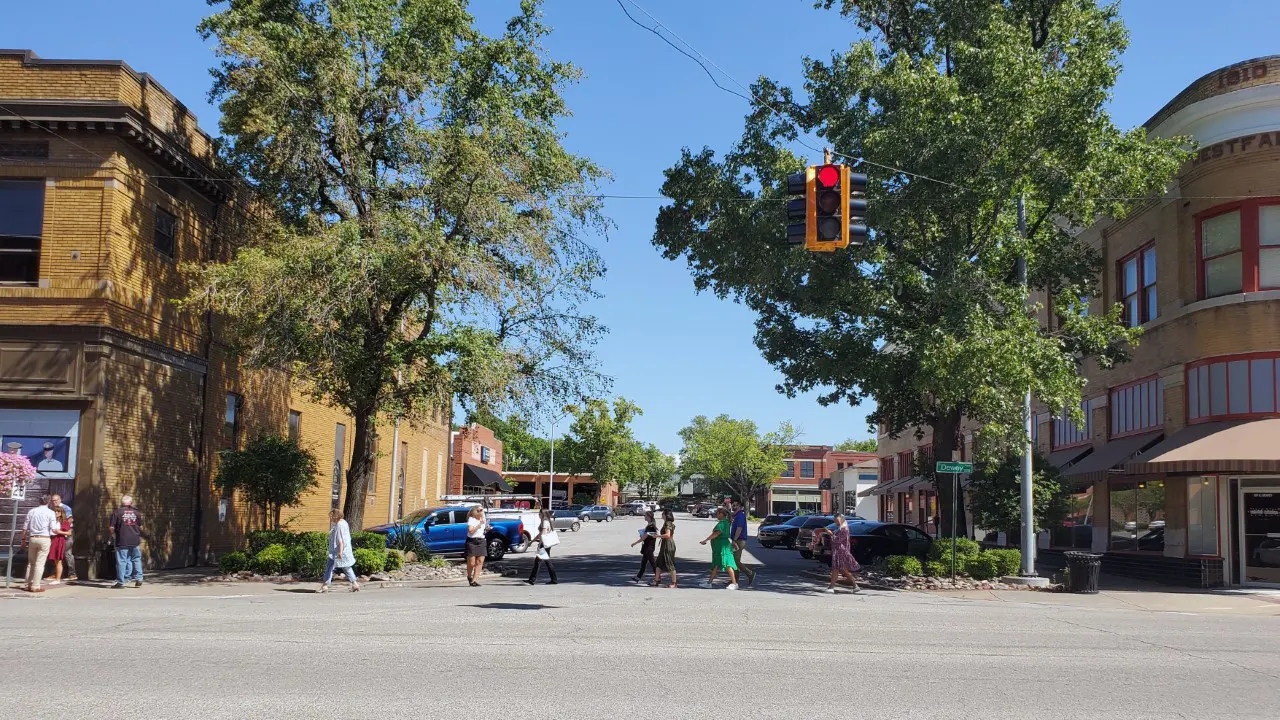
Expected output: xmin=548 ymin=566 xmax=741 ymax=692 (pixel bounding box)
xmin=367 ymin=506 xmax=524 ymax=561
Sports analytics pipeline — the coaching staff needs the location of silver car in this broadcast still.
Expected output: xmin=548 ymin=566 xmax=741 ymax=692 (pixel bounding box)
xmin=552 ymin=509 xmax=583 ymax=532
xmin=579 ymin=505 xmax=614 ymax=522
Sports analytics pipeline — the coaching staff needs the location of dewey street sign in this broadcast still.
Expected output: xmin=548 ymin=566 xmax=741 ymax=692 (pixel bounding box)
xmin=935 ymin=461 xmax=973 ymax=474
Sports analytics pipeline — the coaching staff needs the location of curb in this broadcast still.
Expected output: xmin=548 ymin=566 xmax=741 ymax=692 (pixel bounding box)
xmin=799 ymin=570 xmax=896 ymax=592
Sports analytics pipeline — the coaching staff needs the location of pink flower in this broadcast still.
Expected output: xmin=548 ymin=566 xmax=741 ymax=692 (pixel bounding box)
xmin=0 ymin=452 xmax=37 ymax=497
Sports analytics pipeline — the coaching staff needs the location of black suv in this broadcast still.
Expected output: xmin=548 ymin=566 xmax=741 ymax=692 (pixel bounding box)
xmin=758 ymin=514 xmax=812 ymax=549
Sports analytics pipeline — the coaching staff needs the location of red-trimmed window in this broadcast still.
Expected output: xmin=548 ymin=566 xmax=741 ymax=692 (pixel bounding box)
xmin=1197 ymin=199 xmax=1280 ymax=298
xmin=1187 ymin=352 xmax=1280 ymax=423
xmin=1110 ymin=376 xmax=1164 ymax=438
xmin=897 ymin=451 xmax=912 ymax=478
xmin=1118 ymin=242 xmax=1157 ymax=327
xmin=879 ymin=457 xmax=894 ymax=483
xmin=1052 ymin=400 xmax=1091 ymax=449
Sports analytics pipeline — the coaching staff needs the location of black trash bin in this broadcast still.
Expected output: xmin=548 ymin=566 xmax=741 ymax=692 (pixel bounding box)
xmin=1063 ymin=551 xmax=1102 ymax=594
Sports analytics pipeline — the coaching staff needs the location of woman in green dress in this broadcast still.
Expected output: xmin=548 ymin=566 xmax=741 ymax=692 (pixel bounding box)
xmin=700 ymin=507 xmax=740 ymax=590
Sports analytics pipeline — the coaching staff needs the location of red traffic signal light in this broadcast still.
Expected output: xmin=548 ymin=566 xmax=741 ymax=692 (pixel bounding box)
xmin=816 ymin=164 xmax=840 ymax=188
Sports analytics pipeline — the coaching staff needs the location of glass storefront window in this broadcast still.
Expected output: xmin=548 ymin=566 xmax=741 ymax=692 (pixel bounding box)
xmin=1108 ymin=480 xmax=1165 ymax=552
xmin=1050 ymin=487 xmax=1094 ymax=549
xmin=1186 ymin=477 xmax=1218 ymax=556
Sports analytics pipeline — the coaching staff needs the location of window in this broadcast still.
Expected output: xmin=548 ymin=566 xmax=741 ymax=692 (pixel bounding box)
xmin=782 ymin=461 xmax=795 ymax=478
xmin=1110 ymin=377 xmax=1163 ymax=437
xmin=1049 ymin=486 xmax=1095 ymax=549
xmin=1187 ymin=477 xmax=1219 ymax=556
xmin=837 ymin=462 xmax=845 ymax=470
xmin=154 ymin=207 xmax=177 ymax=257
xmin=288 ymin=410 xmax=301 ymax=444
xmin=1187 ymin=354 xmax=1280 ymax=422
xmin=368 ymin=432 xmax=379 ymax=496
xmin=480 ymin=446 xmax=491 ymax=464
xmin=223 ymin=393 xmax=242 ymax=449
xmin=436 ymin=451 xmax=445 ymax=500
xmin=879 ymin=457 xmax=894 ymax=483
xmin=1052 ymin=400 xmax=1091 ymax=449
xmin=799 ymin=461 xmax=815 ymax=479
xmin=1197 ymin=200 xmax=1280 ymax=298
xmin=1119 ymin=243 xmax=1157 ymax=327
xmin=397 ymin=441 xmax=408 ymax=519
xmin=331 ymin=423 xmax=346 ymax=508
xmin=0 ymin=179 xmax=44 ymax=284
xmin=1108 ymin=480 xmax=1165 ymax=552
xmin=897 ymin=451 xmax=912 ymax=478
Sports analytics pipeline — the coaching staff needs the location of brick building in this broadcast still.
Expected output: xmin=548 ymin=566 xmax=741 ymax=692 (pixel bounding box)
xmin=875 ymin=55 xmax=1280 ymax=587
xmin=760 ymin=446 xmax=875 ymax=515
xmin=0 ymin=49 xmax=450 ymax=578
xmin=446 ymin=424 xmax=506 ymax=495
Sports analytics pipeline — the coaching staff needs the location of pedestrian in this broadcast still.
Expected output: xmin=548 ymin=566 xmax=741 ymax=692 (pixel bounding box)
xmin=20 ymin=494 xmax=59 ymax=593
xmin=525 ymin=509 xmax=559 ymax=585
xmin=108 ymin=495 xmax=145 ymax=589
xmin=57 ymin=497 xmax=76 ymax=581
xmin=465 ymin=505 xmax=488 ymax=587
xmin=654 ymin=509 xmax=678 ymax=588
xmin=45 ymin=500 xmax=72 ymax=586
xmin=816 ymin=513 xmax=860 ymax=593
xmin=731 ymin=501 xmax=756 ymax=586
xmin=630 ymin=510 xmax=658 ymax=584
xmin=318 ymin=508 xmax=359 ymax=593
xmin=699 ymin=507 xmax=739 ymax=590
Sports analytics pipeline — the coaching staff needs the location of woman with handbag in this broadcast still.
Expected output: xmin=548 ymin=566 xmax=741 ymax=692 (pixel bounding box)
xmin=654 ymin=509 xmax=678 ymax=588
xmin=525 ymin=509 xmax=559 ymax=585
xmin=630 ymin=510 xmax=658 ymax=584
xmin=465 ymin=505 xmax=488 ymax=587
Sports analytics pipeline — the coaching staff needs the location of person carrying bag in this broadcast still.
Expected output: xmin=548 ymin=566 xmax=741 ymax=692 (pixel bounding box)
xmin=525 ymin=509 xmax=559 ymax=585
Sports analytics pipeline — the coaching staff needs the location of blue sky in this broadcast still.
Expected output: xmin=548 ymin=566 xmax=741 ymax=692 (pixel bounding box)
xmin=4 ymin=1 xmax=1278 ymax=454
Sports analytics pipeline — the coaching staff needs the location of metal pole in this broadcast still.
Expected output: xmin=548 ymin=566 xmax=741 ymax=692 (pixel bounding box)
xmin=1017 ymin=194 xmax=1037 ymax=576
xmin=548 ymin=416 xmax=557 ymax=510
xmin=950 ymin=471 xmax=957 ymax=585
xmin=5 ymin=496 xmax=17 ymax=589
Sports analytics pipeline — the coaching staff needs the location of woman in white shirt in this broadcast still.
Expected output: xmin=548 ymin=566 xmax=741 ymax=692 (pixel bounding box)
xmin=465 ymin=506 xmax=488 ymax=587
xmin=525 ymin=509 xmax=559 ymax=585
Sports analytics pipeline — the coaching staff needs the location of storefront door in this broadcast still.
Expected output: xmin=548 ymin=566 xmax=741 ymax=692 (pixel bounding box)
xmin=1240 ymin=487 xmax=1280 ymax=585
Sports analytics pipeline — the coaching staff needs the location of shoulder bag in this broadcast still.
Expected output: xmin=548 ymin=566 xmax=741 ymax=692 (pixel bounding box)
xmin=540 ymin=523 xmax=561 ymax=548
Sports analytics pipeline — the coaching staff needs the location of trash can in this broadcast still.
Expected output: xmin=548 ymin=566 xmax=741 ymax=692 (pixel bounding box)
xmin=1063 ymin=551 xmax=1102 ymax=594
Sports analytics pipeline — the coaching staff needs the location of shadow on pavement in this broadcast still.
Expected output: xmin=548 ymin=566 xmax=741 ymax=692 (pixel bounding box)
xmin=461 ymin=602 xmax=561 ymax=610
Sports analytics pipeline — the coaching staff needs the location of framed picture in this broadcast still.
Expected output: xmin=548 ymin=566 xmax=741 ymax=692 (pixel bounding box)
xmin=0 ymin=409 xmax=79 ymax=481
xmin=4 ymin=435 xmax=71 ymax=476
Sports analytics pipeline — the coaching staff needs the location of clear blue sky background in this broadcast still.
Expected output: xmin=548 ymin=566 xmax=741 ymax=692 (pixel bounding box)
xmin=4 ymin=1 xmax=1278 ymax=453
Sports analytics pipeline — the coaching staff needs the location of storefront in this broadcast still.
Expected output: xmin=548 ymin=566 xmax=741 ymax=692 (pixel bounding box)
xmin=770 ymin=486 xmax=824 ymax=514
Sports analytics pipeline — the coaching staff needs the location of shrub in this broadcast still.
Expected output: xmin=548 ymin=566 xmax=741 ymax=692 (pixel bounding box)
xmin=885 ymin=555 xmax=923 ymax=577
xmin=218 ymin=551 xmax=250 ymax=574
xmin=425 ymin=555 xmax=448 ymax=569
xmin=966 ymin=552 xmax=1001 ymax=581
xmin=988 ymin=548 xmax=1022 ymax=577
xmin=352 ymin=548 xmax=387 ymax=576
xmin=929 ymin=537 xmax=980 ymax=561
xmin=252 ymin=543 xmax=291 ymax=575
xmin=352 ymin=531 xmax=387 ymax=551
xmin=248 ymin=530 xmax=293 ymax=555
xmin=384 ymin=549 xmax=404 ymax=572
xmin=924 ymin=560 xmax=950 ymax=578
xmin=288 ymin=545 xmax=325 ymax=578
xmin=387 ymin=527 xmax=428 ymax=557
xmin=296 ymin=531 xmax=329 ymax=559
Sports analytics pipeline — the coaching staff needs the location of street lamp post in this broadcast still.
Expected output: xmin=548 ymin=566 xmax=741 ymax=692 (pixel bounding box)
xmin=546 ymin=409 xmax=570 ymax=509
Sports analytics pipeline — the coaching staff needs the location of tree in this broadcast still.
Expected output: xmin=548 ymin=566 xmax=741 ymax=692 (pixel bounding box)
xmin=215 ymin=435 xmax=319 ymax=530
xmin=677 ymin=415 xmax=797 ymax=507
xmin=467 ymin=410 xmax=551 ymax=472
xmin=651 ymin=1 xmax=1187 ymax=537
xmin=967 ymin=451 xmax=1067 ymax=541
xmin=616 ymin=442 xmax=677 ymax=499
xmin=836 ymin=438 xmax=877 ymax=453
xmin=559 ymin=398 xmax=642 ymax=484
xmin=194 ymin=0 xmax=608 ymax=529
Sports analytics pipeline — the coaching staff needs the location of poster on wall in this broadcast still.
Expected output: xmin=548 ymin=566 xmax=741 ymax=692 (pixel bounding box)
xmin=0 ymin=409 xmax=79 ymax=484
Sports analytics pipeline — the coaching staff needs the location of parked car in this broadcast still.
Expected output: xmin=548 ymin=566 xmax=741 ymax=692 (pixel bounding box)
xmin=552 ymin=509 xmax=583 ymax=532
xmin=760 ymin=513 xmax=796 ymax=528
xmin=812 ymin=521 xmax=933 ymax=567
xmin=443 ymin=494 xmax=542 ymax=553
xmin=620 ymin=500 xmax=650 ymax=516
xmin=579 ymin=505 xmax=614 ymax=522
xmin=1254 ymin=538 xmax=1280 ymax=568
xmin=757 ymin=515 xmax=812 ymax=549
xmin=795 ymin=515 xmax=838 ymax=558
xmin=691 ymin=503 xmax=714 ymax=518
xmin=366 ymin=506 xmax=523 ymax=561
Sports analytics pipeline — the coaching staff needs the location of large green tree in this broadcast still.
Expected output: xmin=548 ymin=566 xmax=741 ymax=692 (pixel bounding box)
xmin=193 ymin=0 xmax=608 ymax=528
xmin=651 ymin=0 xmax=1187 ymax=537
xmin=215 ymin=435 xmax=319 ymax=530
xmin=836 ymin=438 xmax=877 ymax=453
xmin=558 ymin=398 xmax=642 ymax=485
xmin=967 ymin=451 xmax=1068 ymax=540
xmin=677 ymin=415 xmax=797 ymax=507
xmin=615 ymin=442 xmax=677 ymax=499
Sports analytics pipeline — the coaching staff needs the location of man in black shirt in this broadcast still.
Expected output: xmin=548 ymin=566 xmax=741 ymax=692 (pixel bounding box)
xmin=108 ymin=495 xmax=144 ymax=588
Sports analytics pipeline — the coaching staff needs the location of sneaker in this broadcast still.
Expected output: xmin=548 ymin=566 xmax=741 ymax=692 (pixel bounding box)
xmin=110 ymin=583 xmax=124 ymax=589
xmin=825 ymin=587 xmax=836 ymax=594
xmin=133 ymin=580 xmax=143 ymax=588
xmin=546 ymin=580 xmax=558 ymax=585
xmin=524 ymin=579 xmax=536 ymax=585
xmin=45 ymin=580 xmax=60 ymax=586
xmin=726 ymin=583 xmax=739 ymax=590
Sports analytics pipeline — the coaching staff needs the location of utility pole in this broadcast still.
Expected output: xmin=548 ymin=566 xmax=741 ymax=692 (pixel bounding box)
xmin=1016 ymin=194 xmax=1037 ymax=576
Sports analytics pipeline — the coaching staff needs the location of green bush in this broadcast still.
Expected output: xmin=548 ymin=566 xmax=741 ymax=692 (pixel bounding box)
xmin=287 ymin=545 xmax=325 ymax=578
xmin=929 ymin=537 xmax=981 ymax=561
xmin=248 ymin=530 xmax=294 ymax=555
xmin=296 ymin=531 xmax=329 ymax=558
xmin=218 ymin=551 xmax=250 ymax=574
xmin=387 ymin=527 xmax=428 ymax=557
xmin=885 ymin=555 xmax=923 ymax=577
xmin=252 ymin=543 xmax=291 ymax=575
xmin=924 ymin=560 xmax=951 ymax=577
xmin=352 ymin=548 xmax=387 ymax=576
xmin=966 ymin=552 xmax=1001 ymax=581
xmin=384 ymin=549 xmax=404 ymax=572
xmin=425 ymin=555 xmax=448 ymax=569
xmin=988 ymin=548 xmax=1022 ymax=577
xmin=352 ymin=531 xmax=387 ymax=551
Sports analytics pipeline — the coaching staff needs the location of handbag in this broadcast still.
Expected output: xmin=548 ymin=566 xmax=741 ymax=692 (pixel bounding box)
xmin=540 ymin=527 xmax=561 ymax=548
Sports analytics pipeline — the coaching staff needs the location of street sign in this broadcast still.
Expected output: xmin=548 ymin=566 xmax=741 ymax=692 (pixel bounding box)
xmin=935 ymin=461 xmax=973 ymax=474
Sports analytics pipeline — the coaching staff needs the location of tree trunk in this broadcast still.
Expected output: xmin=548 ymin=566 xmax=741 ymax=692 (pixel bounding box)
xmin=273 ymin=504 xmax=282 ymax=531
xmin=932 ymin=408 xmax=969 ymax=539
xmin=342 ymin=408 xmax=378 ymax=530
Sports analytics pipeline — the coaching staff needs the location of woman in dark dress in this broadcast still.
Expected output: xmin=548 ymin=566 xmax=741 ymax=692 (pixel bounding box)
xmin=631 ymin=510 xmax=658 ymax=584
xmin=653 ymin=509 xmax=678 ymax=588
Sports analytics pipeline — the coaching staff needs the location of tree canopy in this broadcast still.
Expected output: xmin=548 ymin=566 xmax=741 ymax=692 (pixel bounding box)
xmin=967 ymin=450 xmax=1067 ymax=538
xmin=193 ymin=0 xmax=608 ymax=528
xmin=677 ymin=415 xmax=797 ymax=507
xmin=557 ymin=397 xmax=642 ymax=482
xmin=215 ymin=435 xmax=319 ymax=530
xmin=651 ymin=0 xmax=1188 ymax=536
xmin=836 ymin=438 xmax=877 ymax=453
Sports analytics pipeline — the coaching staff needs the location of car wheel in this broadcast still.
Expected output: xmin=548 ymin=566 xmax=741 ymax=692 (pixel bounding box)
xmin=571 ymin=522 xmax=581 ymax=532
xmin=605 ymin=515 xmax=612 ymax=523
xmin=799 ymin=549 xmax=813 ymax=560
xmin=486 ymin=537 xmax=507 ymax=561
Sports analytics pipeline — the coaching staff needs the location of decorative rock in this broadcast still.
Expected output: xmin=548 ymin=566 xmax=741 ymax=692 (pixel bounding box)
xmin=368 ymin=573 xmax=390 ymax=582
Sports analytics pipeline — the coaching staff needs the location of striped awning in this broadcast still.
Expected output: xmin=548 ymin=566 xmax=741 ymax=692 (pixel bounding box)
xmin=1062 ymin=431 xmax=1164 ymax=487
xmin=1123 ymin=419 xmax=1280 ymax=474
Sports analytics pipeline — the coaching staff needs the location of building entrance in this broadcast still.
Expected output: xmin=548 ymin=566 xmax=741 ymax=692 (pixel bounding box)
xmin=1241 ymin=487 xmax=1280 ymax=585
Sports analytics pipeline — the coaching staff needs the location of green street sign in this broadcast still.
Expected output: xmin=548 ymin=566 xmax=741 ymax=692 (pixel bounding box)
xmin=935 ymin=461 xmax=973 ymax=473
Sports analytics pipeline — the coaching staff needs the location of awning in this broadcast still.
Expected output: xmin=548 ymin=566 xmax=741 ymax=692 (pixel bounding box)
xmin=464 ymin=464 xmax=512 ymax=492
xmin=1123 ymin=419 xmax=1280 ymax=474
xmin=858 ymin=475 xmax=915 ymax=497
xmin=1048 ymin=445 xmax=1093 ymax=472
xmin=1062 ymin=431 xmax=1164 ymax=487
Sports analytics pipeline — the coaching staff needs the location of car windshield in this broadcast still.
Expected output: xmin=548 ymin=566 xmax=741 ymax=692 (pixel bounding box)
xmin=803 ymin=516 xmax=833 ymax=528
xmin=401 ymin=508 xmax=437 ymax=525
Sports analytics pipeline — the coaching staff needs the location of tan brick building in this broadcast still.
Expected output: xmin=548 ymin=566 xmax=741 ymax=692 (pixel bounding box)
xmin=0 ymin=49 xmax=450 ymax=579
xmin=874 ymin=55 xmax=1280 ymax=588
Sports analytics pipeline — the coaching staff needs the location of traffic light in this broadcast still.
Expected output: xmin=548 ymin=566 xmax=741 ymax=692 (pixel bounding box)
xmin=784 ymin=163 xmax=869 ymax=252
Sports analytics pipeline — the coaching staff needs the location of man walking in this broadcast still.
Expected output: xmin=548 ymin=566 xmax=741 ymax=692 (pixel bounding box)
xmin=21 ymin=493 xmax=59 ymax=592
xmin=731 ymin=501 xmax=756 ymax=587
xmin=109 ymin=495 xmax=144 ymax=588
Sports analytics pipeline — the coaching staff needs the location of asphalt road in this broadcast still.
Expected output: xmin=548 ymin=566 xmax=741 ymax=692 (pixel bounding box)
xmin=3 ymin=514 xmax=1279 ymax=719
